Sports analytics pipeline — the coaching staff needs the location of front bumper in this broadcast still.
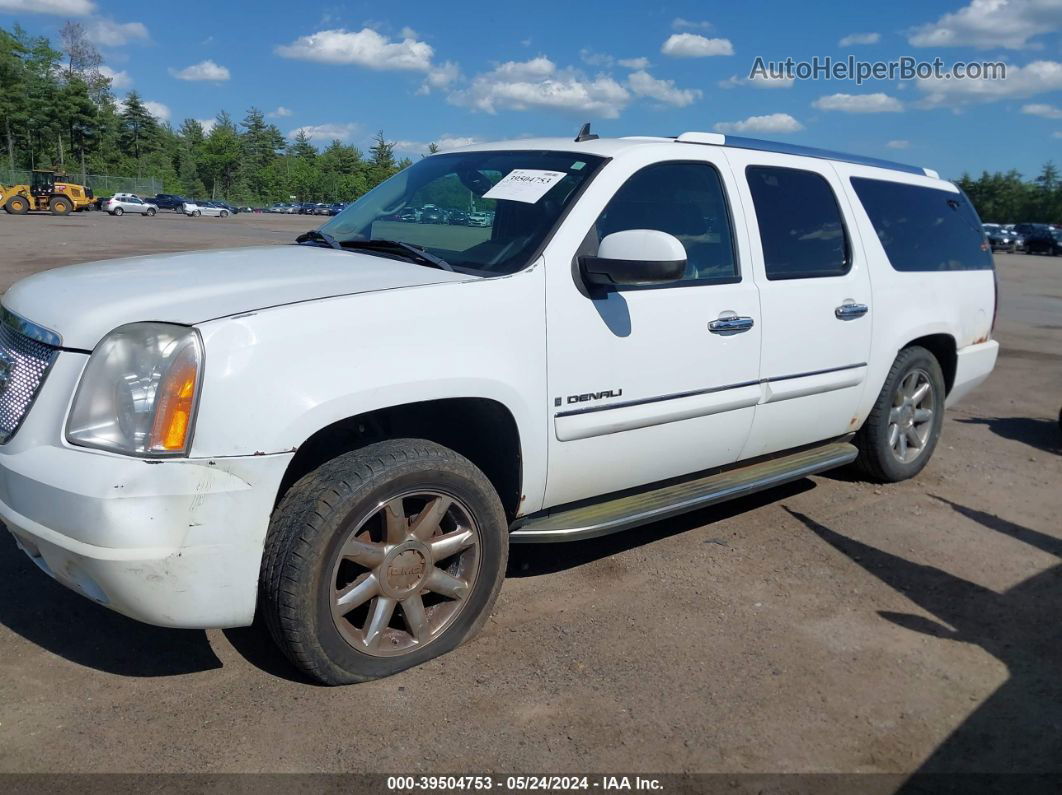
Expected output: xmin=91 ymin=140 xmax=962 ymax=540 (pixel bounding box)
xmin=0 ymin=443 xmax=292 ymax=628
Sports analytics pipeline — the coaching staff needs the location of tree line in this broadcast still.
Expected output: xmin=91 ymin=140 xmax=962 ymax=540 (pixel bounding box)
xmin=0 ymin=22 xmax=413 ymax=203
xmin=3 ymin=21 xmax=1061 ymax=215
xmin=956 ymin=164 xmax=1061 ymax=224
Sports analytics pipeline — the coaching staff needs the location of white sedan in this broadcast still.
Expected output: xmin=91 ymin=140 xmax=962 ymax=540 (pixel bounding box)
xmin=182 ymin=201 xmax=231 ymax=218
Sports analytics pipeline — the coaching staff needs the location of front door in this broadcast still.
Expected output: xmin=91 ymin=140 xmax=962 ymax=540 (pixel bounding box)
xmin=542 ymin=150 xmax=762 ymax=508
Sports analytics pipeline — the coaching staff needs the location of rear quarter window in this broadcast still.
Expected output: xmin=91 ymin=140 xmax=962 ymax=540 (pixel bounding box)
xmin=851 ymin=177 xmax=993 ymax=272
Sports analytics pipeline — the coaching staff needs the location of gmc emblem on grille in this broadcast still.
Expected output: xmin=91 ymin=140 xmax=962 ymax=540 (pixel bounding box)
xmin=0 ymin=351 xmax=14 ymax=394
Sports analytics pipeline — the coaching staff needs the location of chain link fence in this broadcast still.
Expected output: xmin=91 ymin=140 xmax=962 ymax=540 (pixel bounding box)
xmin=0 ymin=168 xmax=162 ymax=197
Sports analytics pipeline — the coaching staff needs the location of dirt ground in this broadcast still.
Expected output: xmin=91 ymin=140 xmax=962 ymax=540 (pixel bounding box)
xmin=0 ymin=210 xmax=1058 ymax=775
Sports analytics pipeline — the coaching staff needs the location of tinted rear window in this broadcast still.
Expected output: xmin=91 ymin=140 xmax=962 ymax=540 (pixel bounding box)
xmin=851 ymin=178 xmax=993 ymax=271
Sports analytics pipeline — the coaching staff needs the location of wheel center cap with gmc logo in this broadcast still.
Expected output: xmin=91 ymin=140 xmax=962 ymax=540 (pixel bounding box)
xmin=380 ymin=542 xmax=429 ymax=598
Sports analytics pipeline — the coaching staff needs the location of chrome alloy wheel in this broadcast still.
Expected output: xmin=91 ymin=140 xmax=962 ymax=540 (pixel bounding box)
xmin=888 ymin=368 xmax=935 ymax=464
xmin=330 ymin=491 xmax=481 ymax=657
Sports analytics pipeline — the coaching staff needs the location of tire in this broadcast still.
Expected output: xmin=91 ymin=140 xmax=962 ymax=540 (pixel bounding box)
xmin=49 ymin=196 xmax=73 ymax=216
xmin=220 ymin=210 xmax=228 ymax=218
xmin=854 ymin=345 xmax=946 ymax=483
xmin=261 ymin=439 xmax=508 ymax=685
xmin=5 ymin=195 xmax=29 ymax=215
xmin=146 ymin=207 xmax=156 ymax=216
xmin=113 ymin=207 xmax=123 ymax=216
xmin=193 ymin=209 xmax=201 ymax=217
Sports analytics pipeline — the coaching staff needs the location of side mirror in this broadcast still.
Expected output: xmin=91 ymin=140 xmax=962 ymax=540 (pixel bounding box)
xmin=579 ymin=230 xmax=687 ymax=288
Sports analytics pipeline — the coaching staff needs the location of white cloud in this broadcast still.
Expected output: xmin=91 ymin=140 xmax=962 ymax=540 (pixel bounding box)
xmin=661 ymin=32 xmax=734 ymax=57
xmin=838 ymin=32 xmax=881 ymax=46
xmin=916 ymin=59 xmax=1062 ymax=107
xmin=276 ymin=27 xmax=434 ymax=71
xmin=143 ymin=100 xmax=170 ymax=121
xmin=579 ymin=49 xmax=614 ymax=67
xmin=1022 ymin=101 xmax=1062 ymax=117
xmin=196 ymin=118 xmax=217 ymax=134
xmin=268 ymin=106 xmax=293 ymax=118
xmin=886 ymin=139 xmax=911 ymax=149
xmin=98 ymin=64 xmax=131 ymax=88
xmin=908 ymin=0 xmax=1062 ymax=50
xmin=288 ymin=122 xmax=360 ymax=143
xmin=627 ymin=70 xmax=701 ymax=107
xmin=0 ymin=0 xmax=94 ymax=15
xmin=449 ymin=56 xmax=631 ymax=118
xmin=419 ymin=60 xmax=460 ymax=94
xmin=714 ymin=113 xmax=804 ymax=134
xmin=392 ymin=136 xmax=481 ymax=155
xmin=170 ymin=59 xmax=231 ymax=81
xmin=672 ymin=18 xmax=713 ymax=31
xmin=85 ymin=19 xmax=149 ymax=47
xmin=618 ymin=56 xmax=650 ymax=70
xmin=719 ymin=72 xmax=795 ymax=89
xmin=812 ymin=92 xmax=904 ymax=112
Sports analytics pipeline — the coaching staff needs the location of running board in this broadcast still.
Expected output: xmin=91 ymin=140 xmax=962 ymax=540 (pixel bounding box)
xmin=510 ymin=442 xmax=858 ymax=543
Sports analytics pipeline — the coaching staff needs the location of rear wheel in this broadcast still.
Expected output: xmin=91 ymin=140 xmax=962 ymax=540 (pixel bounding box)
xmin=5 ymin=195 xmax=29 ymax=215
xmin=854 ymin=346 xmax=946 ymax=482
xmin=112 ymin=207 xmax=123 ymax=216
xmin=193 ymin=209 xmax=201 ymax=217
xmin=261 ymin=439 xmax=508 ymax=685
xmin=49 ymin=196 xmax=73 ymax=216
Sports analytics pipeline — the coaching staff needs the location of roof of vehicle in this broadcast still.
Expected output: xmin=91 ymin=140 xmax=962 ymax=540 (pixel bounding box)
xmin=453 ymin=131 xmax=941 ymax=181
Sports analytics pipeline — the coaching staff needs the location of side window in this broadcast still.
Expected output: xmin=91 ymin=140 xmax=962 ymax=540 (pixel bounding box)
xmin=595 ymin=161 xmax=738 ymax=284
xmin=850 ymin=177 xmax=993 ymax=272
xmin=746 ymin=166 xmax=850 ymax=280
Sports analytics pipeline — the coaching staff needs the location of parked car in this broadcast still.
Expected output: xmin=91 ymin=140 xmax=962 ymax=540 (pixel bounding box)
xmin=151 ymin=194 xmax=188 ymax=211
xmin=982 ymin=223 xmax=1023 ymax=253
xmin=419 ymin=205 xmax=444 ymax=224
xmin=1023 ymin=227 xmax=1062 ymax=256
xmin=397 ymin=208 xmax=419 ymax=222
xmin=0 ymin=130 xmax=999 ymax=685
xmin=181 ymin=200 xmax=230 ymax=218
xmin=296 ymin=202 xmax=317 ymax=215
xmin=103 ymin=195 xmax=158 ymax=216
xmin=448 ymin=210 xmax=469 ymax=225
xmin=467 ymin=211 xmax=490 ymax=227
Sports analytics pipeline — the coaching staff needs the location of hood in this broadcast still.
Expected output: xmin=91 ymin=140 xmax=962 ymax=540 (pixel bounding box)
xmin=3 ymin=245 xmax=472 ymax=350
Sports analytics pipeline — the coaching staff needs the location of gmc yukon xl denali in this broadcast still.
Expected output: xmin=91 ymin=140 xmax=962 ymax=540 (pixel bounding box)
xmin=0 ymin=130 xmax=998 ymax=684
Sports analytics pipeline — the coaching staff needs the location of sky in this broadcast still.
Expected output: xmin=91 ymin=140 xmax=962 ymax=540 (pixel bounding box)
xmin=2 ymin=0 xmax=1061 ymax=180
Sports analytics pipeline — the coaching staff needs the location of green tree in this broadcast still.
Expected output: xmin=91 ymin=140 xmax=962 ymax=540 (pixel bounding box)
xmin=119 ymin=90 xmax=160 ymax=177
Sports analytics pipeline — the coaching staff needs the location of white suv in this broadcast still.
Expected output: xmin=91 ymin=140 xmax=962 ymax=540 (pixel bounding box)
xmin=0 ymin=130 xmax=998 ymax=684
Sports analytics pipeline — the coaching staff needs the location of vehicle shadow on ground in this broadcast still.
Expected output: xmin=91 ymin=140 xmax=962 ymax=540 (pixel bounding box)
xmin=784 ymin=498 xmax=1062 ymax=775
xmin=956 ymin=416 xmax=1061 ymax=454
xmin=507 ymin=479 xmax=815 ymax=577
xmin=0 ymin=532 xmax=222 ymax=677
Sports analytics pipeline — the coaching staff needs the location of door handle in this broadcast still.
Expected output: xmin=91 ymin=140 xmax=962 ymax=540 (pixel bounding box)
xmin=708 ymin=316 xmax=755 ymax=334
xmin=835 ymin=302 xmax=869 ymax=320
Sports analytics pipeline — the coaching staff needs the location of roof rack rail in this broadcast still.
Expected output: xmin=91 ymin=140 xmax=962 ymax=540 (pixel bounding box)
xmin=675 ymin=131 xmax=934 ymax=177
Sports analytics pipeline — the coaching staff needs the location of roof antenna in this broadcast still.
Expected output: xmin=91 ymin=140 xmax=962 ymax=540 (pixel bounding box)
xmin=574 ymin=122 xmax=598 ymax=142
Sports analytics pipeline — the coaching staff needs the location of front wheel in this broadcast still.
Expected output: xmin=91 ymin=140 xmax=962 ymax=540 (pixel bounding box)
xmin=146 ymin=207 xmax=156 ymax=216
xmin=220 ymin=210 xmax=228 ymax=218
xmin=261 ymin=439 xmax=508 ymax=685
xmin=854 ymin=346 xmax=946 ymax=482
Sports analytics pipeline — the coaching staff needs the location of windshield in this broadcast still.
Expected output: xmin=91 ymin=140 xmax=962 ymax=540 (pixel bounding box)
xmin=320 ymin=149 xmax=605 ymax=276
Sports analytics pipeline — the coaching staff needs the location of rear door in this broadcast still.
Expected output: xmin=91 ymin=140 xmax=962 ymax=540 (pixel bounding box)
xmin=724 ymin=151 xmax=873 ymax=458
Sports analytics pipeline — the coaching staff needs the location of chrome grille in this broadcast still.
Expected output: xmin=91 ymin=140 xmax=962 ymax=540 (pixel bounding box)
xmin=0 ymin=320 xmax=59 ymax=444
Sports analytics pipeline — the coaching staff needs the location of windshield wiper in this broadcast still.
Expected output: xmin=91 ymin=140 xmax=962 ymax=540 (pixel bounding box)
xmin=340 ymin=239 xmax=455 ymax=272
xmin=295 ymin=229 xmax=341 ymax=250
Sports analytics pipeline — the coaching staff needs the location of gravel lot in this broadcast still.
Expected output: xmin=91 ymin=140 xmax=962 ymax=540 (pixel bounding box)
xmin=0 ymin=211 xmax=1059 ymax=775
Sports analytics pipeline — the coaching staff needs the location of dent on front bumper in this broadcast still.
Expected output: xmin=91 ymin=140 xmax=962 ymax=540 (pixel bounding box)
xmin=0 ymin=444 xmax=292 ymax=629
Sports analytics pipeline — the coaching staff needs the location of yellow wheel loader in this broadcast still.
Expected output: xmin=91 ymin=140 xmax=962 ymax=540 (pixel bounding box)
xmin=1 ymin=170 xmax=91 ymax=216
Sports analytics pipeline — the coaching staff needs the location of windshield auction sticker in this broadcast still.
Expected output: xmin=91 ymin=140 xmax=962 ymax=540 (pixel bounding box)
xmin=482 ymin=169 xmax=567 ymax=203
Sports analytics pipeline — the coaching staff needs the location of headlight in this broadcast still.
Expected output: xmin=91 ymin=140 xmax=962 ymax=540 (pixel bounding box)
xmin=66 ymin=323 xmax=204 ymax=456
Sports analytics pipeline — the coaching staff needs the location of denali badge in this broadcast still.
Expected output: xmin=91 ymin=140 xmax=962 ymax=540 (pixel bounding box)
xmin=554 ymin=388 xmax=623 ymax=407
